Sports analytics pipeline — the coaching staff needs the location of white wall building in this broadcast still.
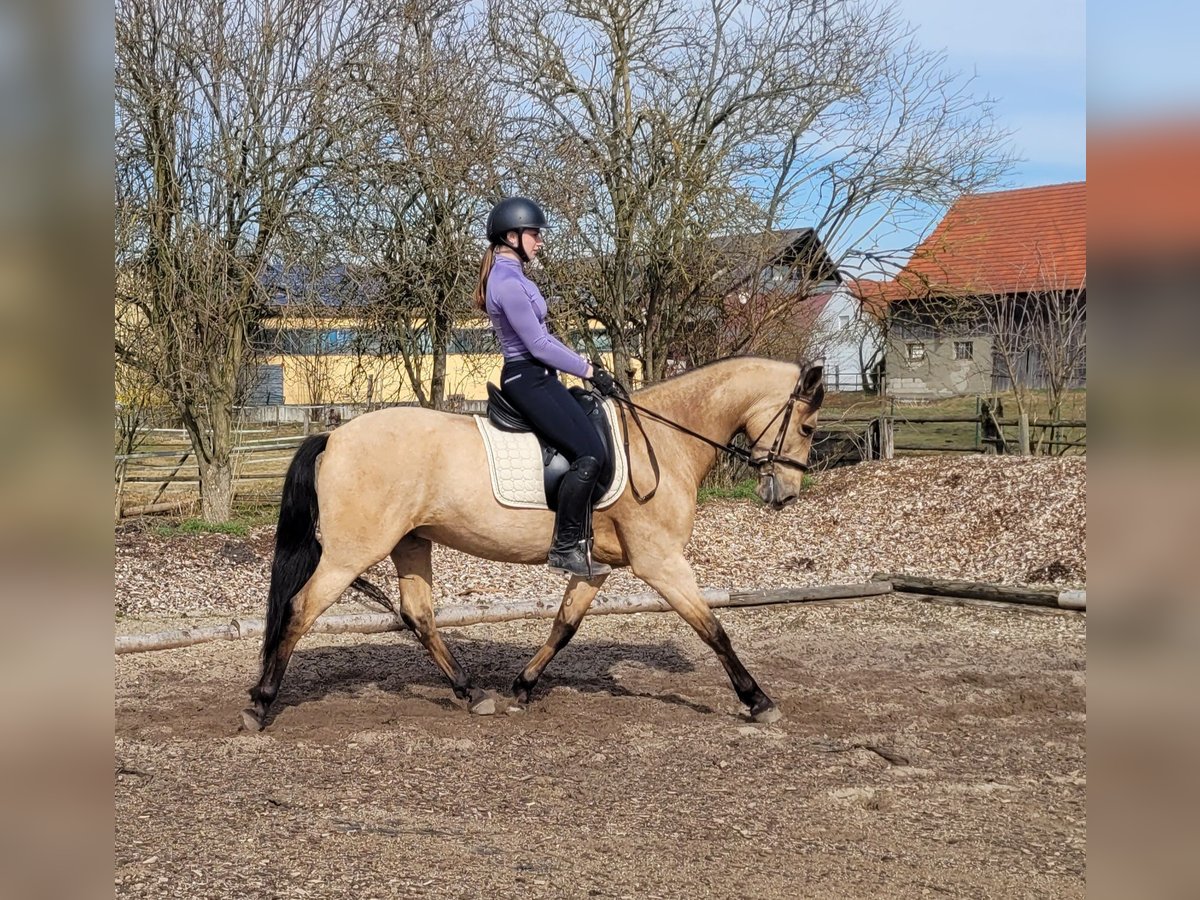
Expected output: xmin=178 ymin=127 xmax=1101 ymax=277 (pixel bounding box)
xmin=806 ymin=285 xmax=883 ymax=393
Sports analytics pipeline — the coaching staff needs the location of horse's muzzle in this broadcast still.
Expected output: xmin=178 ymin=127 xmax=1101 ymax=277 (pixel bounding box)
xmin=757 ymin=473 xmax=798 ymax=510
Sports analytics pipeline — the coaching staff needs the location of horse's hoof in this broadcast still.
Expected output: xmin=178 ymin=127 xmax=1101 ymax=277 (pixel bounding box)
xmin=503 ymin=702 xmax=527 ymax=715
xmin=750 ymin=703 xmax=783 ymax=725
xmin=240 ymin=708 xmax=265 ymax=732
xmin=469 ymin=696 xmax=497 ymax=716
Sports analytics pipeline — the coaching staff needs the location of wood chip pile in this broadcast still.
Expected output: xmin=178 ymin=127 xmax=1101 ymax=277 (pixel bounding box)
xmin=115 ymin=455 xmax=1085 ymax=621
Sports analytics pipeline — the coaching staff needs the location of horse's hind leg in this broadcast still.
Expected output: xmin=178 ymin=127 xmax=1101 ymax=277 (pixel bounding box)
xmin=244 ymin=560 xmax=361 ymax=730
xmin=511 ymin=574 xmax=607 ymax=706
xmin=391 ymin=535 xmax=492 ymax=715
xmin=633 ymin=552 xmax=780 ymax=723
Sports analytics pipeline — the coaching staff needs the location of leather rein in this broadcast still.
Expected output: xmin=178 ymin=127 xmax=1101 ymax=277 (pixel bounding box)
xmin=606 ymin=371 xmax=816 ymax=503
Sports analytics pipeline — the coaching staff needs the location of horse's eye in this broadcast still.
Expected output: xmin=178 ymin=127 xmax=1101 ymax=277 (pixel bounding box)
xmin=800 ymin=424 xmax=815 ymax=437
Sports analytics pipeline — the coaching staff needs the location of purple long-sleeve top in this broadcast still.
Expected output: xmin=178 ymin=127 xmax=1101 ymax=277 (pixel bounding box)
xmin=485 ymin=255 xmax=589 ymax=377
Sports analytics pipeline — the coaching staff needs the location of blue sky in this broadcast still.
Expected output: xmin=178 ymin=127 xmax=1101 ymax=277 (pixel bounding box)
xmin=834 ymin=0 xmax=1086 ymax=272
xmin=1089 ymin=0 xmax=1200 ymax=116
xmin=895 ymin=0 xmax=1086 ymax=190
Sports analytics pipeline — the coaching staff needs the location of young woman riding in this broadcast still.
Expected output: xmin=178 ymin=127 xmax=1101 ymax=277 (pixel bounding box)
xmin=474 ymin=197 xmax=619 ymax=578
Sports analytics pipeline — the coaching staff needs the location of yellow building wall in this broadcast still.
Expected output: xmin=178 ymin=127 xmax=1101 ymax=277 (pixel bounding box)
xmin=264 ymin=353 xmax=635 ymax=405
xmin=258 ymin=315 xmax=637 ymax=405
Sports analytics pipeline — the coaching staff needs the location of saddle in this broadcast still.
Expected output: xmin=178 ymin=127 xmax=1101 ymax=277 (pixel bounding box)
xmin=484 ymin=383 xmax=616 ymax=511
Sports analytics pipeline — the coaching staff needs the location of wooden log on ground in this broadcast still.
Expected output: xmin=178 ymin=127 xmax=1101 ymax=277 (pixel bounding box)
xmin=120 ymin=498 xmax=193 ymax=518
xmin=115 ymin=582 xmax=889 ymax=654
xmin=900 ymin=594 xmax=1080 ymax=617
xmin=115 ymin=623 xmax=238 ymax=653
xmin=874 ymin=573 xmax=1085 ymax=610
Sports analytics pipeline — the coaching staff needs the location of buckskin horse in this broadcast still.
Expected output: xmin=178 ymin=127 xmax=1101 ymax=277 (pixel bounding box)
xmin=243 ymin=358 xmax=824 ymax=730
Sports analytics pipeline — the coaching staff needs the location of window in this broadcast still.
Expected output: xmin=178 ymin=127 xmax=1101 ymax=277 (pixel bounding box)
xmin=259 ymin=328 xmax=360 ymax=355
xmin=839 ymin=314 xmax=851 ymax=330
xmin=568 ymin=329 xmax=612 ymax=353
xmin=954 ymin=340 xmax=974 ymax=360
xmin=449 ymin=328 xmax=500 ymax=355
xmin=320 ymin=329 xmax=357 ymax=354
xmin=906 ymin=341 xmax=926 ymax=361
xmin=760 ymin=265 xmax=796 ymax=286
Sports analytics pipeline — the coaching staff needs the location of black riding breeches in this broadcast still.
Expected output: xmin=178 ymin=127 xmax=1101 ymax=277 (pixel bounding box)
xmin=499 ymin=358 xmax=606 ymax=465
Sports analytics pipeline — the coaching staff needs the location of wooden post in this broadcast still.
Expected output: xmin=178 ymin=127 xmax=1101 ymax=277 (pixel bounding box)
xmin=1018 ymin=413 xmax=1031 ymax=456
xmin=114 ymin=459 xmax=127 ymax=520
xmin=880 ymin=416 xmax=894 ymax=460
xmin=148 ymin=450 xmax=192 ymax=507
xmin=863 ymin=420 xmax=876 ymax=461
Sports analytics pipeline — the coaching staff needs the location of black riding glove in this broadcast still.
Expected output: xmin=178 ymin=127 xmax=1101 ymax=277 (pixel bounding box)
xmin=590 ymin=367 xmax=618 ymax=397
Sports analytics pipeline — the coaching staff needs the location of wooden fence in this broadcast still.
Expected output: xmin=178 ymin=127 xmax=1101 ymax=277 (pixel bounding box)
xmin=114 ymin=433 xmax=310 ymax=518
xmin=810 ymin=402 xmax=1085 ymax=469
xmin=114 ymin=401 xmax=1086 ymax=517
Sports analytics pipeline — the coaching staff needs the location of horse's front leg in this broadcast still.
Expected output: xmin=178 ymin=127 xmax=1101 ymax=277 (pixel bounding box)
xmin=631 ymin=552 xmax=781 ymax=723
xmin=391 ymin=535 xmax=494 ymax=715
xmin=511 ymin=574 xmax=607 ymax=707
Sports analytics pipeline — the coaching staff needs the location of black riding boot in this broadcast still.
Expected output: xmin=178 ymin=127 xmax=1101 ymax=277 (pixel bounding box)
xmin=547 ymin=455 xmax=611 ymax=578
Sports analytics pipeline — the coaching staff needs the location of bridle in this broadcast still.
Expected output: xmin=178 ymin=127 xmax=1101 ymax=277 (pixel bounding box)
xmin=608 ymin=369 xmax=817 ymax=503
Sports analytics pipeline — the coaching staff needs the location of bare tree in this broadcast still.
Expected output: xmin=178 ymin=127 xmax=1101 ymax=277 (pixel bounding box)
xmin=258 ymin=246 xmax=375 ymax=409
xmin=1027 ymin=275 xmax=1087 ymax=438
xmin=325 ymin=2 xmax=509 ymax=409
xmin=115 ymin=0 xmax=396 ymax=521
xmin=490 ymin=0 xmax=1010 ymax=383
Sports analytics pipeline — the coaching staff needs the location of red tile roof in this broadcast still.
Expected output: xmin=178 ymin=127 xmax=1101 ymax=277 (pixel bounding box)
xmin=867 ymin=182 xmax=1086 ymax=301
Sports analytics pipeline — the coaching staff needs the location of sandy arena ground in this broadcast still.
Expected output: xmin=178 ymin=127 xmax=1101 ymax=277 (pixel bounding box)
xmin=115 ymin=456 xmax=1086 ymax=898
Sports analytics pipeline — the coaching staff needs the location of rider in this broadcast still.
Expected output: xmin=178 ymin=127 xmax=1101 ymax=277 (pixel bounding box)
xmin=474 ymin=197 xmax=620 ymax=578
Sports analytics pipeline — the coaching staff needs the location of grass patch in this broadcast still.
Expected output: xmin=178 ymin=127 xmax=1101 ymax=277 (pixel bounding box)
xmin=697 ymin=473 xmax=815 ymax=504
xmin=148 ymin=502 xmax=280 ymax=537
xmin=698 ymin=477 xmax=759 ymax=504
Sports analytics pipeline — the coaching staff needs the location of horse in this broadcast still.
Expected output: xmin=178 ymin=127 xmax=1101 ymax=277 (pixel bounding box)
xmin=243 ymin=357 xmax=825 ymax=731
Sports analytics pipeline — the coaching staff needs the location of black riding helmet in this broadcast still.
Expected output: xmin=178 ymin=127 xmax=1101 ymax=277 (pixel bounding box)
xmin=486 ymin=197 xmax=548 ymax=262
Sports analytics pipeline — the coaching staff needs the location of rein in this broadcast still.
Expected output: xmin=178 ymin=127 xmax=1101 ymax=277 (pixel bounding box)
xmin=607 ymin=371 xmax=815 ymax=503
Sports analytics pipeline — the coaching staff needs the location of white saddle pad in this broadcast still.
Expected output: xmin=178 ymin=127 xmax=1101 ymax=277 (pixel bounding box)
xmin=474 ymin=398 xmax=628 ymax=510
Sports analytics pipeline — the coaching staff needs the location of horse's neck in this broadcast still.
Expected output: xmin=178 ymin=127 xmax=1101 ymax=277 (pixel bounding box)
xmin=634 ymin=361 xmax=772 ymax=482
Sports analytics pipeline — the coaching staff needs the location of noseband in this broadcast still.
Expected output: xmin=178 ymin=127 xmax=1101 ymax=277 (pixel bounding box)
xmin=742 ymin=374 xmax=816 ymax=476
xmin=608 ymin=370 xmax=816 ymax=502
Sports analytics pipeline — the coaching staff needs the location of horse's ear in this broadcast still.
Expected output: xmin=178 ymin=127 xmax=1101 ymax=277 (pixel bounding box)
xmin=801 ymin=365 xmax=824 ymax=396
xmin=800 ymin=365 xmax=824 ymax=409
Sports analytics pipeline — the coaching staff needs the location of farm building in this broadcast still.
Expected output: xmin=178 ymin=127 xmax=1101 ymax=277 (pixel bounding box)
xmin=858 ymin=182 xmax=1086 ymax=398
xmin=670 ymin=227 xmax=881 ymax=391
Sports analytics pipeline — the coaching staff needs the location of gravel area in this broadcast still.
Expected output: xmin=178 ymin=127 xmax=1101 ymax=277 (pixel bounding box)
xmin=115 ymin=455 xmax=1085 ymax=622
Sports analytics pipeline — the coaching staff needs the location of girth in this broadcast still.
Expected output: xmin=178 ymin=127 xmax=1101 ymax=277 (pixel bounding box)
xmin=485 ymin=383 xmax=616 ymax=510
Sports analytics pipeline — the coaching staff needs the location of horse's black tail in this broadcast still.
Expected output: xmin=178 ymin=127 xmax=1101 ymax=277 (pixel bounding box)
xmin=262 ymin=433 xmax=329 ymax=665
